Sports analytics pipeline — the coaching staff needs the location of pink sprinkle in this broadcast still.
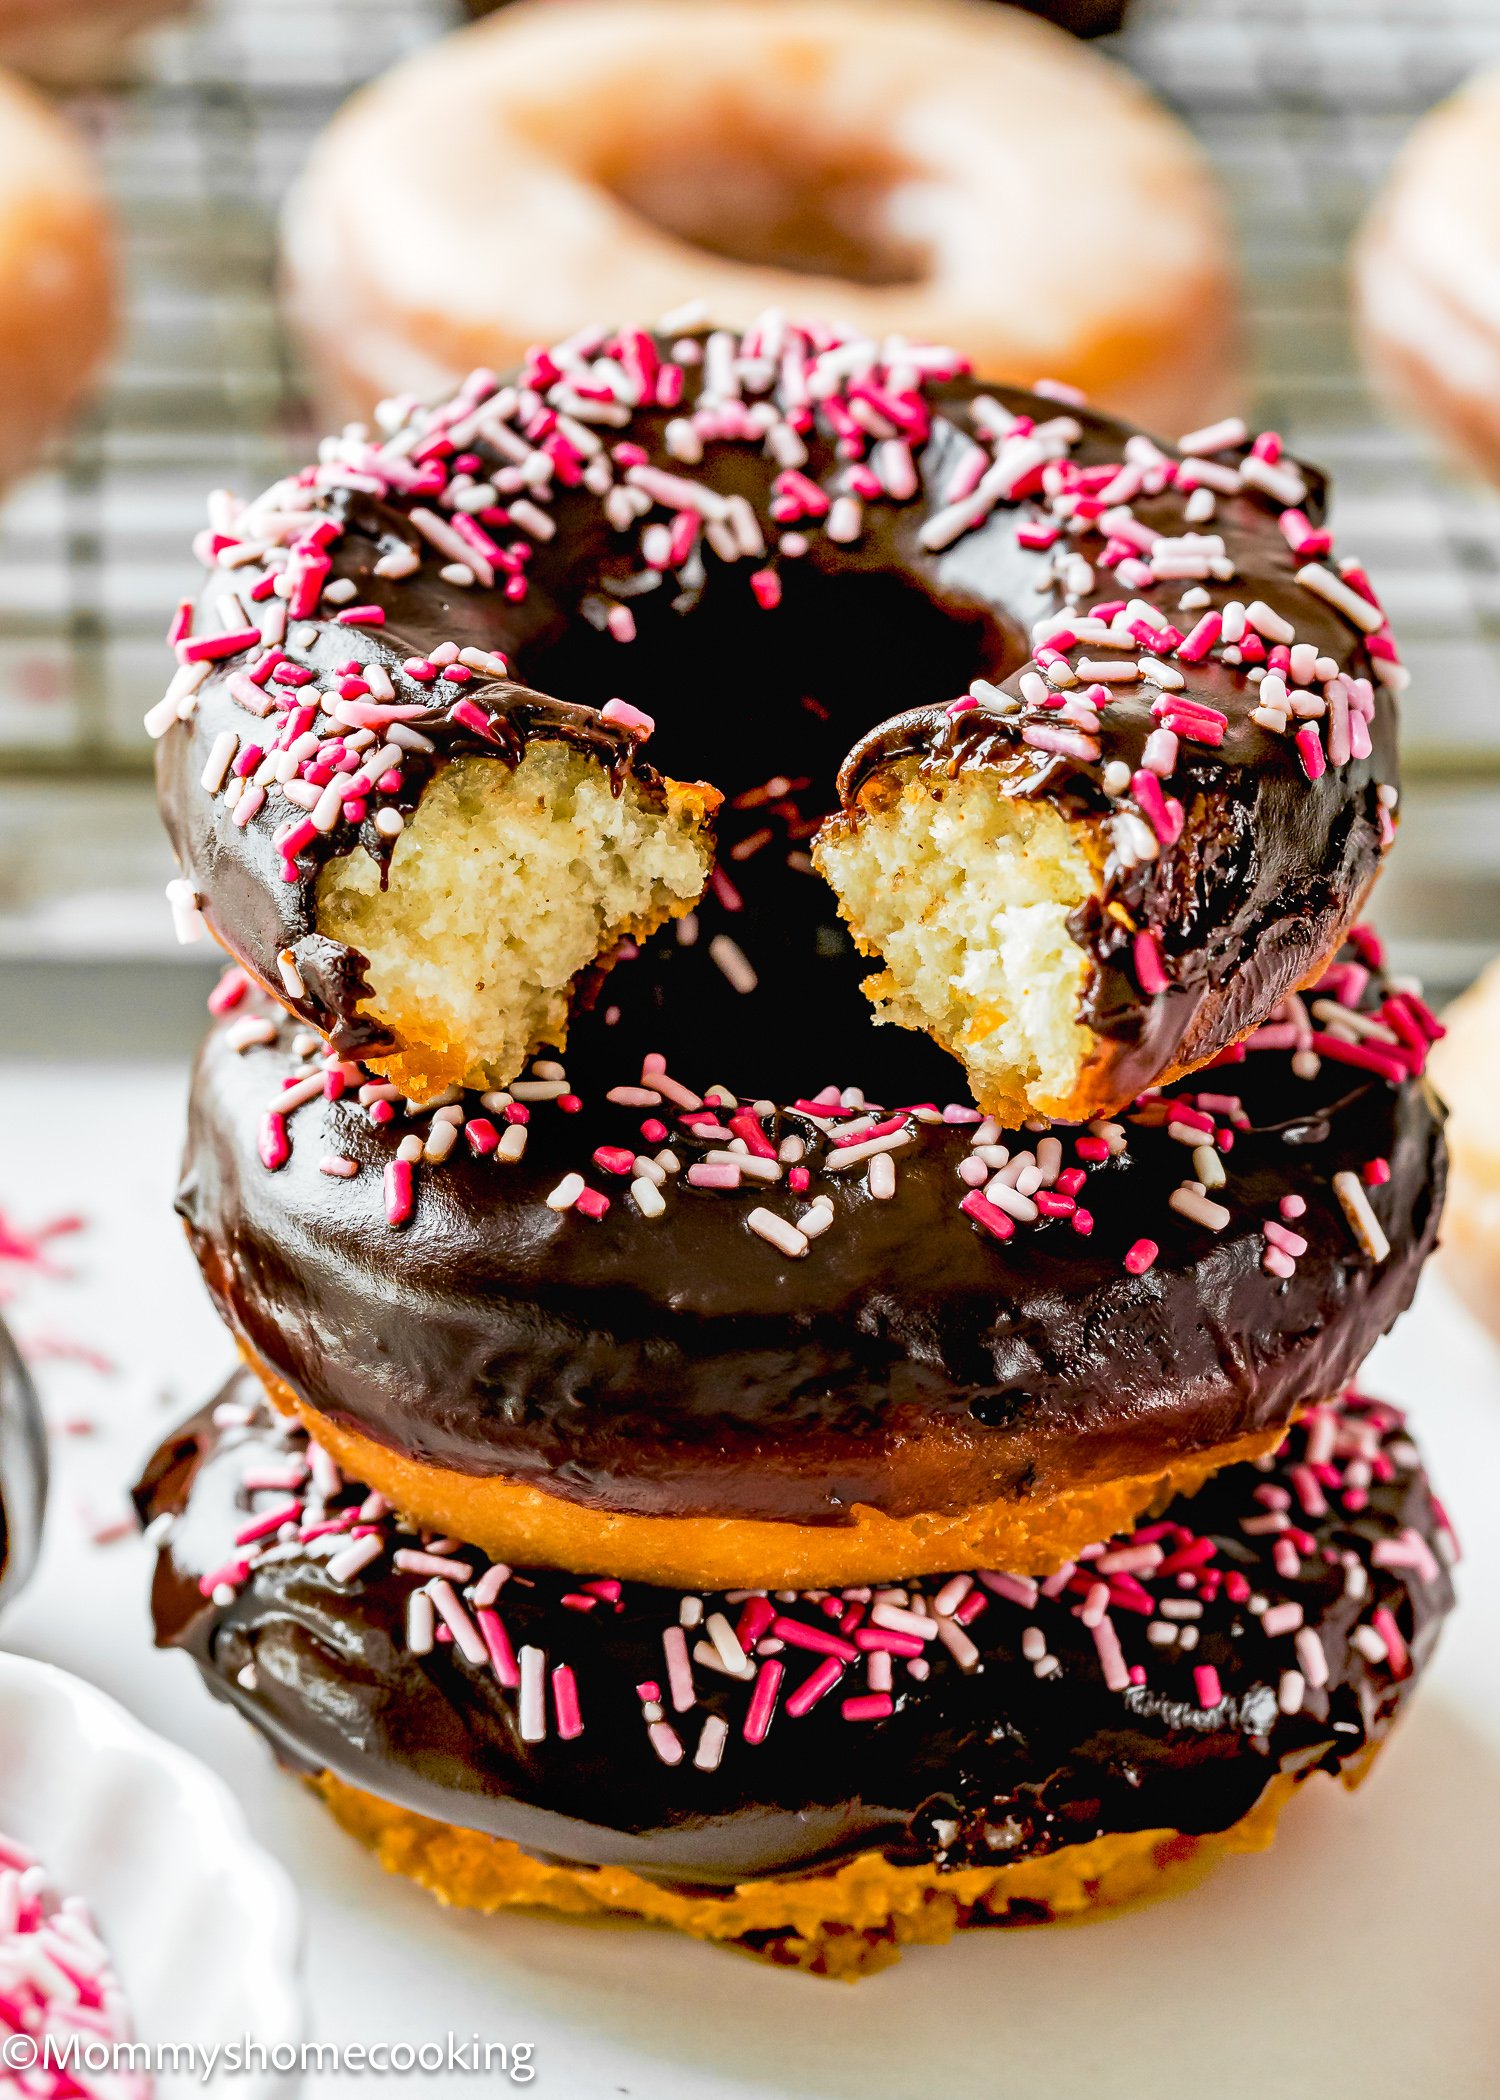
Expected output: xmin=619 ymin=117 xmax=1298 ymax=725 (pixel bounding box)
xmin=208 ymin=967 xmax=251 ymax=1015
xmin=384 ymin=1158 xmax=414 ymax=1226
xmin=178 ymin=626 xmax=262 ymax=664
xmin=600 ymin=697 xmax=656 ymax=738
xmin=959 ymin=1189 xmax=1015 ymax=1242
xmin=743 ymin=1659 xmax=784 ymax=1744
xmin=575 ymin=1188 xmax=610 ymax=1219
xmin=450 ymin=696 xmax=500 ymax=741
xmin=166 ymin=595 xmax=193 ymax=647
xmin=465 ymin=1119 xmax=500 ymax=1156
xmin=1134 ymin=928 xmax=1170 ymax=996
xmin=1175 ymin=611 xmax=1223 ymax=663
xmin=1194 ymin=1664 xmax=1224 ymax=1708
xmin=1295 ymin=724 xmax=1326 ymax=781
xmin=1091 ymin=1614 xmax=1130 ymax=1692
xmin=335 ymin=605 xmax=385 ymax=626
xmin=592 ymin=1146 xmax=635 ymax=1177
xmin=786 ymin=1657 xmax=845 ymax=1717
xmin=841 ymin=1693 xmax=894 ymax=1723
xmin=1372 ymin=1606 xmax=1410 ymax=1679
xmin=476 ymin=1607 xmax=520 ymax=1689
xmin=1124 ymin=1238 xmax=1158 ymax=1275
xmin=234 ymin=1499 xmax=300 ymax=1547
xmin=749 ymin=568 xmax=782 ymax=610
xmin=552 ymin=1663 xmax=583 ymax=1739
xmin=258 ymin=1112 xmax=290 ymax=1171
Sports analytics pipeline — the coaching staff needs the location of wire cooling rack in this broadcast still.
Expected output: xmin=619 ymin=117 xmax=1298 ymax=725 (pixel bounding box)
xmin=2 ymin=0 xmax=1499 ymax=994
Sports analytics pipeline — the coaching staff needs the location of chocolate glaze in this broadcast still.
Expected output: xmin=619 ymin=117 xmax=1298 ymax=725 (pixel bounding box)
xmin=0 ymin=1313 xmax=47 ymax=1613
xmin=156 ymin=335 xmax=1395 ymax=1111
xmin=137 ymin=1378 xmax=1453 ymax=1889
xmin=176 ymin=943 xmax=1445 ymax=1527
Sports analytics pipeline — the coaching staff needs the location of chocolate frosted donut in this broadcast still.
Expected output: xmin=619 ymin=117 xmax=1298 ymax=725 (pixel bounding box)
xmin=174 ymin=935 xmax=1446 ymax=1589
xmin=0 ymin=1313 xmax=47 ymax=1613
xmin=151 ymin=322 xmax=1400 ymax=1123
xmin=137 ymin=1378 xmax=1455 ymax=1973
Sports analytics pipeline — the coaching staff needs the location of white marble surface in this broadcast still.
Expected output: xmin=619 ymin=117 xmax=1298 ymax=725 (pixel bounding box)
xmin=1 ymin=1059 xmax=1496 ymax=2099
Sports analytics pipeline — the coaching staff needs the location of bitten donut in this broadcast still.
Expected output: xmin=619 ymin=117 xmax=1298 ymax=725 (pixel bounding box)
xmin=152 ymin=323 xmax=1401 ymax=1125
xmin=281 ymin=0 xmax=1235 ymax=436
xmin=1355 ymin=68 xmax=1500 ymax=485
xmin=0 ymin=1313 xmax=47 ymax=1615
xmin=0 ymin=1 xmax=181 ymax=85
xmin=0 ymin=72 xmax=113 ymax=487
xmin=175 ymin=932 xmax=1445 ymax=1591
xmin=137 ymin=1379 xmax=1456 ymax=1977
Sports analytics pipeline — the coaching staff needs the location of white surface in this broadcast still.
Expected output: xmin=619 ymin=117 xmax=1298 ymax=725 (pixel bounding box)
xmin=2 ymin=1059 xmax=1498 ymax=2099
xmin=0 ymin=1654 xmax=301 ymax=2100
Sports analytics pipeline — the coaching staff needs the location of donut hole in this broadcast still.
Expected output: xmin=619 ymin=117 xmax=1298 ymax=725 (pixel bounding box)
xmin=594 ymin=127 xmax=931 ymax=288
xmin=814 ymin=766 xmax=1099 ymax=1125
xmin=315 ymin=745 xmax=717 ymax=1098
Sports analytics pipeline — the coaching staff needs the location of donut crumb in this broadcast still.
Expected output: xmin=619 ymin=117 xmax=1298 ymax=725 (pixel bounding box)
xmin=317 ymin=744 xmax=716 ymax=1098
xmin=814 ymin=765 xmax=1099 ymax=1124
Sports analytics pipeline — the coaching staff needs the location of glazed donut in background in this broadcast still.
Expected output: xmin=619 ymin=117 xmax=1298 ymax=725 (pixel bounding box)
xmin=460 ymin=0 xmax=1135 ymax=39
xmin=0 ymin=0 xmax=182 ymax=86
xmin=1426 ymin=957 xmax=1500 ymax=1336
xmin=137 ymin=1376 xmax=1456 ymax=1976
xmin=0 ymin=72 xmax=113 ymax=486
xmin=0 ymin=1314 xmax=47 ymax=1616
xmin=1355 ymin=68 xmax=1500 ymax=486
xmin=281 ymin=0 xmax=1237 ymax=437
xmin=151 ymin=323 xmax=1401 ymax=1125
xmin=174 ymin=931 xmax=1444 ymax=1592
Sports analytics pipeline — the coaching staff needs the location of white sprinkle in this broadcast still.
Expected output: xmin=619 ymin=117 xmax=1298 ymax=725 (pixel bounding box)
xmin=406 ymin=1589 xmax=435 ymax=1655
xmin=275 ymin=947 xmax=305 ymax=999
xmin=200 ymin=729 xmax=239 ymax=794
xmin=1332 ymin=1171 xmax=1390 ymax=1263
xmin=692 ymin=1714 xmax=728 ymax=1772
xmin=747 ymin=1208 xmax=808 ymax=1258
xmin=164 ymin=878 xmax=205 ymax=944
xmin=867 ymin=1152 xmax=896 ymax=1200
xmin=632 ymin=1176 xmax=666 ymax=1218
xmin=1169 ymin=1185 xmax=1231 ymax=1232
xmin=326 ymin=1534 xmax=384 ymax=1585
xmin=709 ymin=934 xmax=758 ymax=993
xmin=546 ymin=1174 xmax=585 ymax=1212
xmin=518 ymin=1645 xmax=547 ymax=1742
xmin=705 ymin=1611 xmax=749 ymax=1673
xmin=1295 ymin=1625 xmax=1329 ymax=1689
xmin=1177 ymin=416 xmax=1248 ymax=456
xmin=1295 ymin=563 xmax=1383 ymax=634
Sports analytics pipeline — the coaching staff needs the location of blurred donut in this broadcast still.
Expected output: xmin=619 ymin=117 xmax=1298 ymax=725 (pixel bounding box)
xmin=461 ymin=0 xmax=1133 ymax=36
xmin=0 ymin=71 xmax=113 ymax=485
xmin=0 ymin=0 xmax=181 ymax=86
xmin=1355 ymin=68 xmax=1500 ymax=484
xmin=1426 ymin=956 xmax=1500 ymax=1334
xmin=281 ymin=0 xmax=1236 ymax=434
xmin=174 ymin=933 xmax=1445 ymax=1591
xmin=137 ymin=1377 xmax=1455 ymax=1974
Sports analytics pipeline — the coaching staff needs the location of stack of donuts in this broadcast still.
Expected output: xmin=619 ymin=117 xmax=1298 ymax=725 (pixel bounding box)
xmin=139 ymin=311 xmax=1456 ymax=1975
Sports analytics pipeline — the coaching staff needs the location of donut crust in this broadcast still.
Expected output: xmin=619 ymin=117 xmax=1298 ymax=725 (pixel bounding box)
xmin=314 ymin=1766 xmax=1329 ymax=1977
xmin=259 ymin=1361 xmax=1289 ymax=1589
